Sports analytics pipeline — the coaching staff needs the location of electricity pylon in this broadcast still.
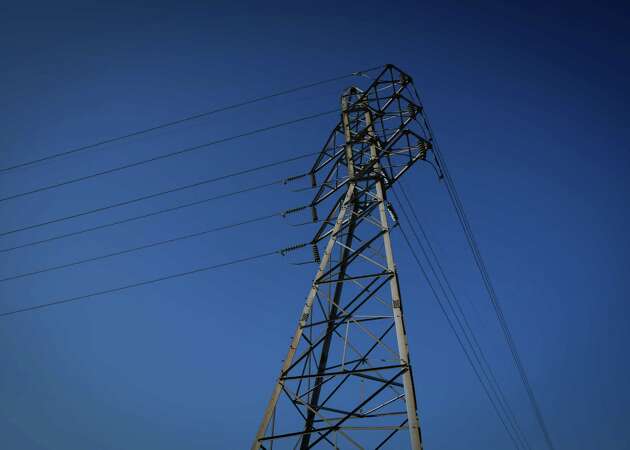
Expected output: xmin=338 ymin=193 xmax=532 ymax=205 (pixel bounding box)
xmin=253 ymin=65 xmax=436 ymax=449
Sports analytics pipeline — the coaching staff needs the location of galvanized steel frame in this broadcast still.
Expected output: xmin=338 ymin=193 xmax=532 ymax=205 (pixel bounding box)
xmin=253 ymin=65 xmax=434 ymax=449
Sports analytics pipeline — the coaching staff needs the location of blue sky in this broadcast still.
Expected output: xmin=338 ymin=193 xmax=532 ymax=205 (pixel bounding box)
xmin=1 ymin=1 xmax=628 ymax=449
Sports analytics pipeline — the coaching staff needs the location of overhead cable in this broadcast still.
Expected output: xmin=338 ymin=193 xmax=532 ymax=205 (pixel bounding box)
xmin=0 ymin=151 xmax=316 ymax=237
xmin=394 ymin=183 xmax=532 ymax=450
xmin=0 ymin=109 xmax=337 ymax=203
xmin=410 ymin=85 xmax=556 ymax=450
xmin=0 ymin=212 xmax=280 ymax=283
xmin=0 ymin=65 xmax=382 ymax=174
xmin=0 ymin=250 xmax=278 ymax=318
xmin=0 ymin=180 xmax=281 ymax=254
xmin=394 ymin=213 xmax=522 ymax=450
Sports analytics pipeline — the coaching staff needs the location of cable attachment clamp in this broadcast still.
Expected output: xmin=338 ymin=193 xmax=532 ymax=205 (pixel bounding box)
xmin=311 ymin=243 xmax=321 ymax=263
xmin=279 ymin=242 xmax=309 ymax=256
xmin=281 ymin=205 xmax=309 ymax=218
xmin=283 ymin=173 xmax=308 ymax=184
xmin=418 ymin=139 xmax=432 ymax=160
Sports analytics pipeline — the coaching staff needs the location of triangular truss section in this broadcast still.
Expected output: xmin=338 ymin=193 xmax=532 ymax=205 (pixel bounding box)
xmin=253 ymin=65 xmax=437 ymax=449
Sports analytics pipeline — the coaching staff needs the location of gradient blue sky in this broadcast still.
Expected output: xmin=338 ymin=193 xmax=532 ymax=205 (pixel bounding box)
xmin=1 ymin=1 xmax=629 ymax=449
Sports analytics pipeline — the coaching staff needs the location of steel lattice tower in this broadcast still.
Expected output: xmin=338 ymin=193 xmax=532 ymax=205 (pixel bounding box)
xmin=253 ymin=65 xmax=434 ymax=449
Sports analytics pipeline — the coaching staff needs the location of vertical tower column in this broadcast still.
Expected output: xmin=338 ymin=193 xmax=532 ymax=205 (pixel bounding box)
xmin=365 ymin=108 xmax=423 ymax=450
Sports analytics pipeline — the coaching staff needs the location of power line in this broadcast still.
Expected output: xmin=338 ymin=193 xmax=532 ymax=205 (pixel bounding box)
xmin=0 ymin=109 xmax=337 ymax=203
xmin=0 ymin=151 xmax=315 ymax=238
xmin=0 ymin=212 xmax=280 ymax=283
xmin=410 ymin=86 xmax=556 ymax=450
xmin=394 ymin=214 xmax=522 ymax=450
xmin=0 ymin=65 xmax=382 ymax=174
xmin=0 ymin=180 xmax=281 ymax=254
xmin=394 ymin=182 xmax=532 ymax=450
xmin=0 ymin=250 xmax=278 ymax=318
xmin=440 ymin=157 xmax=555 ymax=450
